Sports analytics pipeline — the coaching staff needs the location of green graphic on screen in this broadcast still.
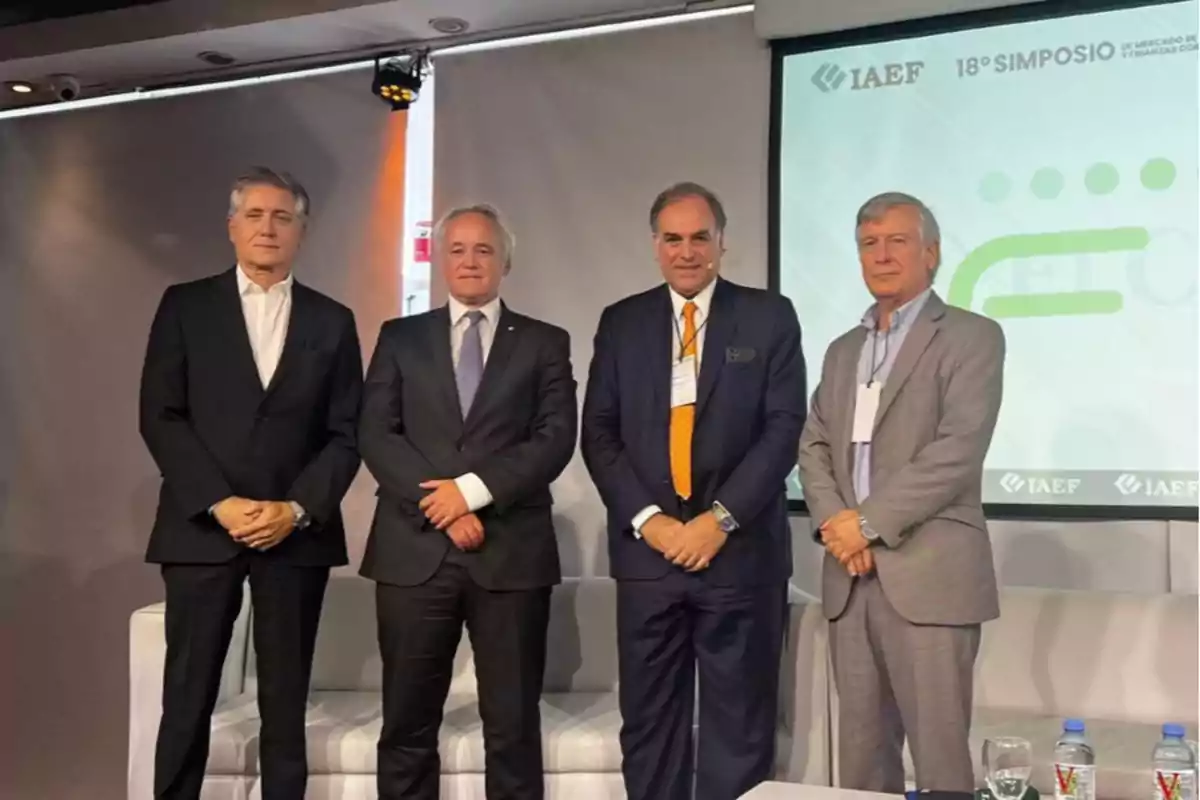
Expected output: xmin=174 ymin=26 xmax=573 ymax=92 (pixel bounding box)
xmin=777 ymin=1 xmax=1198 ymax=507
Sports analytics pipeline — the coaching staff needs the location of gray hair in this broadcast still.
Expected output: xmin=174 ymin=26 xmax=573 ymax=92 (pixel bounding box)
xmin=855 ymin=191 xmax=941 ymax=267
xmin=649 ymin=181 xmax=728 ymax=235
xmin=228 ymin=166 xmax=310 ymax=220
xmin=433 ymin=203 xmax=516 ymax=268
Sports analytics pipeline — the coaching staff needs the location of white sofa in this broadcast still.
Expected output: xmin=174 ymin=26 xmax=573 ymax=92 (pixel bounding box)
xmin=129 ymin=577 xmax=831 ymax=800
xmin=827 ymin=587 xmax=1199 ymax=799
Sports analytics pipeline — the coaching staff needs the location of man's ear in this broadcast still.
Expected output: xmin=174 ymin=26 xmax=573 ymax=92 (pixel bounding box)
xmin=926 ymin=240 xmax=941 ymax=273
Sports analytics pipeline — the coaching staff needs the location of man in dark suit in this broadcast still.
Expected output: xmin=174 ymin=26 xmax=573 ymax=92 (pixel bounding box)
xmin=581 ymin=182 xmax=807 ymax=800
xmin=359 ymin=204 xmax=577 ymax=800
xmin=139 ymin=166 xmax=363 ymax=800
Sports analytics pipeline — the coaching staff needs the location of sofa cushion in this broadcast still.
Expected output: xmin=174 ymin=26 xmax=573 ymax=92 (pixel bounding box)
xmin=208 ymin=690 xmax=624 ymax=775
xmin=902 ymin=709 xmax=1197 ymax=799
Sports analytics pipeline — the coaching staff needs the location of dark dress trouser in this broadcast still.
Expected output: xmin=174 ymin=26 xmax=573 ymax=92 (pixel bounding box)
xmin=155 ymin=552 xmax=329 ymax=800
xmin=616 ymin=501 xmax=787 ymax=800
xmin=375 ymin=551 xmax=552 ymax=800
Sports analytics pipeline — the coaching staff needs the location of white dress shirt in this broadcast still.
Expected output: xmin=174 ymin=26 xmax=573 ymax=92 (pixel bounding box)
xmin=236 ymin=266 xmax=293 ymax=388
xmin=220 ymin=267 xmax=306 ymax=523
xmin=448 ymin=295 xmax=503 ymax=513
xmin=631 ymin=279 xmax=717 ymax=535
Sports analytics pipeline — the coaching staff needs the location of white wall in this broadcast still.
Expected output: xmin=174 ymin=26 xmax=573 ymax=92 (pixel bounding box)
xmin=433 ymin=12 xmax=1197 ymax=597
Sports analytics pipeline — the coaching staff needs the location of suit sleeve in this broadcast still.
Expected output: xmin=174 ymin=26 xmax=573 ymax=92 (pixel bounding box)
xmin=712 ymin=298 xmax=808 ymax=527
xmin=470 ymin=327 xmax=578 ymax=512
xmin=138 ymin=285 xmax=234 ymax=519
xmin=797 ymin=343 xmax=851 ymax=531
xmin=284 ymin=309 xmax=364 ymax=525
xmin=358 ymin=323 xmax=440 ymax=505
xmin=580 ymin=308 xmax=661 ymax=530
xmin=858 ymin=319 xmax=1006 ymax=548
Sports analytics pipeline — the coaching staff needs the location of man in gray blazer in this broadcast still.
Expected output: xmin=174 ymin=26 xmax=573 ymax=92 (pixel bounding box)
xmin=798 ymin=192 xmax=1005 ymax=794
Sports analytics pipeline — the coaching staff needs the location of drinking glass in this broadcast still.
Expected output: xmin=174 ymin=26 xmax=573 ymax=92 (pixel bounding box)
xmin=984 ymin=736 xmax=1033 ymax=800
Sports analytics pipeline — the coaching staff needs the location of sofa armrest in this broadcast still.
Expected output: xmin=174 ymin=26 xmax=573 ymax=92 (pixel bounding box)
xmin=128 ymin=602 xmax=166 ymax=800
xmin=128 ymin=585 xmax=252 ymax=799
xmin=775 ymin=589 xmax=832 ymax=785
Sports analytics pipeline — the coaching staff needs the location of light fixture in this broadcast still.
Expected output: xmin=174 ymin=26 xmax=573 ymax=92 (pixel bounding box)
xmin=0 ymin=5 xmax=753 ymax=121
xmin=430 ymin=17 xmax=469 ymax=35
xmin=7 ymin=81 xmax=34 ymax=94
xmin=372 ymin=51 xmax=428 ymax=111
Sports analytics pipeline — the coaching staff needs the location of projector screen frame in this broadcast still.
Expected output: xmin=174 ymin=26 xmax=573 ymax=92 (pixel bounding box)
xmin=767 ymin=0 xmax=1199 ymax=522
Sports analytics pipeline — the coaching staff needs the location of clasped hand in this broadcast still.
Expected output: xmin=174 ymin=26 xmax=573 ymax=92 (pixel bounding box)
xmin=820 ymin=509 xmax=874 ymax=577
xmin=641 ymin=512 xmax=727 ymax=572
xmin=214 ymin=497 xmax=296 ymax=551
xmin=419 ymin=479 xmax=482 ymax=552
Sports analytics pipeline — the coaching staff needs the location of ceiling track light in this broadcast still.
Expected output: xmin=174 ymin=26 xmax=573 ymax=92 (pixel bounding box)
xmin=371 ymin=50 xmax=428 ymax=111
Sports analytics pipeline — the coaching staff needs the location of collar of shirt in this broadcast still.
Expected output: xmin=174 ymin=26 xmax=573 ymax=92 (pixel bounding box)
xmin=861 ymin=286 xmax=932 ymax=333
xmin=668 ymin=277 xmax=717 ymax=325
xmin=236 ymin=265 xmax=294 ymax=296
xmin=448 ymin=295 xmax=502 ymax=329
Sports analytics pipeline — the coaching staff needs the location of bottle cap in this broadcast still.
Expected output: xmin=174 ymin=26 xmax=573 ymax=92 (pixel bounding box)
xmin=1064 ymin=719 xmax=1085 ymax=733
xmin=1164 ymin=723 xmax=1186 ymax=738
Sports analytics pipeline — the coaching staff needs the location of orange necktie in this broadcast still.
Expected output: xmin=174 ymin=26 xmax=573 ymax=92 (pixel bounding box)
xmin=670 ymin=301 xmax=698 ymax=499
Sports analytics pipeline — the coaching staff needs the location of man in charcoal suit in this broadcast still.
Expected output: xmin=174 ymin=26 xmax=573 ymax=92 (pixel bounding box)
xmin=359 ymin=204 xmax=577 ymax=800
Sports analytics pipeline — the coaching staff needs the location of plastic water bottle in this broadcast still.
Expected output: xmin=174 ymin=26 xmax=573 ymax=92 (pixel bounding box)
xmin=1054 ymin=719 xmax=1095 ymax=800
xmin=1152 ymin=724 xmax=1196 ymax=800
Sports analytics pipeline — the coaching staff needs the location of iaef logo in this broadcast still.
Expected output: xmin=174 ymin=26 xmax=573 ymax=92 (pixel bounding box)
xmin=811 ymin=61 xmax=924 ymax=93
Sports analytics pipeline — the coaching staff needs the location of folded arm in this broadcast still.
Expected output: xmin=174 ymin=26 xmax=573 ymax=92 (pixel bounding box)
xmin=581 ymin=308 xmax=661 ymax=530
xmin=284 ymin=311 xmax=364 ymax=525
xmin=470 ymin=327 xmax=578 ymax=512
xmin=858 ymin=321 xmax=1006 ymax=548
xmin=712 ymin=299 xmax=808 ymax=527
xmin=138 ymin=286 xmax=234 ymax=519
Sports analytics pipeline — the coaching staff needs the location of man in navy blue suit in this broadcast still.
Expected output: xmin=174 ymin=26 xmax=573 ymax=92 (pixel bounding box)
xmin=581 ymin=182 xmax=807 ymax=800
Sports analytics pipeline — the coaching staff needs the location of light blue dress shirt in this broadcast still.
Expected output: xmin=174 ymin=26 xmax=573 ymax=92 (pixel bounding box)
xmin=852 ymin=288 xmax=933 ymax=503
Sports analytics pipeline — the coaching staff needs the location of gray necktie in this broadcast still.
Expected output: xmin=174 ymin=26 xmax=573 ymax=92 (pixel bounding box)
xmin=455 ymin=310 xmax=485 ymax=417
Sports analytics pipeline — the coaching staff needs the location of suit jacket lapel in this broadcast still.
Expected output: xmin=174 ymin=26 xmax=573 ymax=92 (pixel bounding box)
xmin=212 ymin=268 xmax=265 ymax=401
xmin=464 ymin=305 xmax=520 ymax=431
xmin=875 ymin=293 xmax=945 ymax=427
xmin=836 ymin=328 xmax=866 ymax=488
xmin=696 ymin=278 xmax=736 ymax=419
xmin=648 ymin=286 xmax=674 ymax=427
xmin=263 ymin=282 xmax=312 ymax=400
xmin=427 ymin=305 xmax=465 ymax=431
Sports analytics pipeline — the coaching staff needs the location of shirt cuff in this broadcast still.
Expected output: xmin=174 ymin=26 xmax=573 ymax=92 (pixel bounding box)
xmin=455 ymin=473 xmax=494 ymax=513
xmin=631 ymin=505 xmax=663 ymax=540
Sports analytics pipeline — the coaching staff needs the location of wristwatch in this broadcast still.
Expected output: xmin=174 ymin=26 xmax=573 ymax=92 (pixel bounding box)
xmin=859 ymin=513 xmax=879 ymax=543
xmin=712 ymin=501 xmax=739 ymax=533
xmin=290 ymin=501 xmax=312 ymax=530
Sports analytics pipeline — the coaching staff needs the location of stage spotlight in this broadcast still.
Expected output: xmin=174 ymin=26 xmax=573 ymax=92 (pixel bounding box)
xmin=372 ymin=52 xmax=427 ymax=111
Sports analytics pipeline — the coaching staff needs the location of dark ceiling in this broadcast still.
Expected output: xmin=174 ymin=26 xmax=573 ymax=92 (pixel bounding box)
xmin=0 ymin=0 xmax=171 ymax=29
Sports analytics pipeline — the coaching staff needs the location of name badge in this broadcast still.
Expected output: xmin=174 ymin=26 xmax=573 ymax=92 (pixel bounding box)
xmin=852 ymin=382 xmax=881 ymax=443
xmin=670 ymin=356 xmax=698 ymax=408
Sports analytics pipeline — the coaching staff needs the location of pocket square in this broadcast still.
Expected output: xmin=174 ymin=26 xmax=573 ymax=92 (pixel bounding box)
xmin=726 ymin=346 xmax=756 ymax=363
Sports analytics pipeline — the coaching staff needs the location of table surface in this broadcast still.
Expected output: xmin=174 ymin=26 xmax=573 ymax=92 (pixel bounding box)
xmin=741 ymin=785 xmax=896 ymax=800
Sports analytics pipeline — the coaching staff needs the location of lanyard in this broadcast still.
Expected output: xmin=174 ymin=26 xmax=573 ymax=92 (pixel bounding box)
xmin=672 ymin=309 xmax=710 ymax=363
xmin=867 ymin=328 xmax=890 ymax=386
